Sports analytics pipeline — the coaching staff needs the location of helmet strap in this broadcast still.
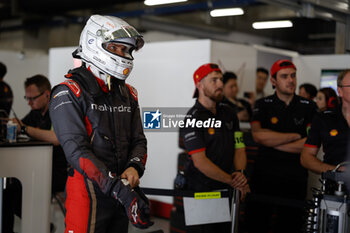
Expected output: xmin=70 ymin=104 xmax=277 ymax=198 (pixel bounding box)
xmin=107 ymin=75 xmax=112 ymax=91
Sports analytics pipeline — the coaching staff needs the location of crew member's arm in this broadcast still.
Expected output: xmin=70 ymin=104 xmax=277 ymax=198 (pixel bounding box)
xmin=232 ymin=130 xmax=247 ymax=188
xmin=300 ymin=146 xmax=335 ymax=174
xmin=233 ymin=147 xmax=247 ymax=172
xmin=250 ymin=99 xmax=300 ymax=147
xmin=274 ymin=137 xmax=306 ymax=154
xmin=300 ymin=114 xmax=335 ymax=173
xmin=121 ymin=84 xmax=147 ymax=188
xmin=231 ymin=127 xmax=249 ymax=199
xmin=191 ymin=151 xmax=233 ymax=186
xmin=232 ymin=147 xmax=250 ymax=199
xmin=26 ymin=126 xmax=60 ymax=145
xmin=12 ymin=118 xmax=60 ymax=145
xmin=251 ymin=121 xmax=301 ymax=147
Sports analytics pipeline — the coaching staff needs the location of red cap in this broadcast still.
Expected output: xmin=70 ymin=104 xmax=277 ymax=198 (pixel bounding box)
xmin=270 ymin=59 xmax=296 ymax=77
xmin=193 ymin=63 xmax=222 ymax=98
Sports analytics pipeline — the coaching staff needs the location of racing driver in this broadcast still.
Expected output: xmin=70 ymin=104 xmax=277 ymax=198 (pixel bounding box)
xmin=49 ymin=15 xmax=152 ymax=233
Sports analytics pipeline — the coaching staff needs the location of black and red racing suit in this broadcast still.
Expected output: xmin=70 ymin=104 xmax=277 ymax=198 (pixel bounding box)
xmin=49 ymin=66 xmax=147 ymax=233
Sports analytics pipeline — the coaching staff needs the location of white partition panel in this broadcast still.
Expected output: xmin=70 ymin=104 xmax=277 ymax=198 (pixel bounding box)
xmin=49 ymin=46 xmax=77 ymax=86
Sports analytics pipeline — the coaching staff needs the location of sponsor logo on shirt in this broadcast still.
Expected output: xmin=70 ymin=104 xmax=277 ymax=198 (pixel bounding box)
xmin=294 ymin=117 xmax=305 ymax=125
xmin=330 ymin=129 xmax=338 ymax=136
xmin=271 ymin=117 xmax=278 ymax=124
xmin=54 ymin=101 xmax=73 ymax=110
xmin=208 ymin=128 xmax=215 ymax=135
xmin=53 ymin=90 xmax=69 ymax=99
xmin=184 ymin=131 xmax=197 ymax=142
xmin=91 ymin=103 xmax=131 ymax=113
xmin=300 ymin=99 xmax=310 ymax=104
xmin=225 ymin=122 xmax=233 ymax=130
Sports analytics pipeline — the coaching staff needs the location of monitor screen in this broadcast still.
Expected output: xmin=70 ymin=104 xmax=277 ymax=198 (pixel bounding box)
xmin=320 ymin=69 xmax=343 ymax=95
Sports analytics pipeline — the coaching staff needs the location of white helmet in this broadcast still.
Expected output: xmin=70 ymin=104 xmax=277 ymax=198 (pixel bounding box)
xmin=75 ymin=15 xmax=144 ymax=80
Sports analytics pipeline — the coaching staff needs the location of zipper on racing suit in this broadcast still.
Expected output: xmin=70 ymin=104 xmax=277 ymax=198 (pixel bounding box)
xmin=106 ymin=90 xmax=119 ymax=176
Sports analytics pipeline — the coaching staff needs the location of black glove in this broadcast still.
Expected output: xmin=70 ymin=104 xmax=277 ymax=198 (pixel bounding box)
xmin=111 ymin=178 xmax=154 ymax=229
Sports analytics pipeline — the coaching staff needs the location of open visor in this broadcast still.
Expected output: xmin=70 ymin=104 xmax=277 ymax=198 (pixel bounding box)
xmin=103 ymin=26 xmax=144 ymax=50
xmin=102 ymin=42 xmax=135 ymax=60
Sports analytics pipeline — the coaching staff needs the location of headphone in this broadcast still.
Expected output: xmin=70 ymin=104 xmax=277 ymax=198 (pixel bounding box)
xmin=327 ymin=97 xmax=337 ymax=108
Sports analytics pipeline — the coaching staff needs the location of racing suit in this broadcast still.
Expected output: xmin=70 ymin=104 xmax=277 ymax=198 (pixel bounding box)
xmin=49 ymin=66 xmax=147 ymax=233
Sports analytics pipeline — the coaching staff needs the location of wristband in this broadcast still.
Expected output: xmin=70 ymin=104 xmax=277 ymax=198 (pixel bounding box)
xmin=234 ymin=131 xmax=245 ymax=149
xmin=234 ymin=169 xmax=247 ymax=176
xmin=20 ymin=125 xmax=27 ymax=135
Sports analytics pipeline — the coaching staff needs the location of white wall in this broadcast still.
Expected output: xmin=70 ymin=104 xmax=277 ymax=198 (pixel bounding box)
xmin=49 ymin=46 xmax=77 ymax=86
xmin=0 ymin=50 xmax=48 ymax=118
xmin=293 ymin=54 xmax=350 ymax=89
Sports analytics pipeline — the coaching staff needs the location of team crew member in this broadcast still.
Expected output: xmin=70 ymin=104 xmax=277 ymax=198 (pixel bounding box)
xmin=301 ymin=70 xmax=350 ymax=173
xmin=246 ymin=60 xmax=317 ymax=233
xmin=255 ymin=67 xmax=269 ymax=100
xmin=222 ymin=71 xmax=252 ymax=122
xmin=49 ymin=15 xmax=152 ymax=233
xmin=180 ymin=63 xmax=249 ymax=233
xmin=0 ymin=62 xmax=13 ymax=116
xmin=299 ymin=83 xmax=317 ymax=101
xmin=315 ymin=87 xmax=339 ymax=112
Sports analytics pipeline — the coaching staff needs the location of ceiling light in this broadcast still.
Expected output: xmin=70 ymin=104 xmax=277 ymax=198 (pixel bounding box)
xmin=144 ymin=0 xmax=187 ymax=6
xmin=210 ymin=8 xmax=244 ymax=17
xmin=317 ymin=11 xmax=333 ymax=19
xmin=252 ymin=20 xmax=293 ymax=29
xmin=336 ymin=2 xmax=348 ymax=10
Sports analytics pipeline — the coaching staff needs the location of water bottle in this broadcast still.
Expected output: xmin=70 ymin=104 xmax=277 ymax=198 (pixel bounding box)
xmin=6 ymin=120 xmax=17 ymax=143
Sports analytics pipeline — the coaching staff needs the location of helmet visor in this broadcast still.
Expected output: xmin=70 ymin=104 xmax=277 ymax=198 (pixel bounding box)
xmin=104 ymin=26 xmax=144 ymax=50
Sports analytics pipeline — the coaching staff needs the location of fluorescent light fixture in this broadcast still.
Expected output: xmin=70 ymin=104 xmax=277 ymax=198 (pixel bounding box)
xmin=317 ymin=11 xmax=333 ymax=19
xmin=210 ymin=8 xmax=244 ymax=17
xmin=144 ymin=0 xmax=187 ymax=6
xmin=252 ymin=20 xmax=293 ymax=29
xmin=336 ymin=2 xmax=348 ymax=10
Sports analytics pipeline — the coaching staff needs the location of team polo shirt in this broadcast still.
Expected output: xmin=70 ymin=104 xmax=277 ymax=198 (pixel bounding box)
xmin=251 ymin=93 xmax=317 ymax=180
xmin=305 ymin=107 xmax=349 ymax=165
xmin=180 ymin=100 xmax=242 ymax=190
xmin=22 ymin=110 xmax=52 ymax=130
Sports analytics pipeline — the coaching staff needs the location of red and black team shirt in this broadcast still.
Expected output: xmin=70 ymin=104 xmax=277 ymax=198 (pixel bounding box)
xmin=180 ymin=100 xmax=240 ymax=191
xmin=251 ymin=93 xmax=317 ymax=180
xmin=305 ymin=107 xmax=349 ymax=165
